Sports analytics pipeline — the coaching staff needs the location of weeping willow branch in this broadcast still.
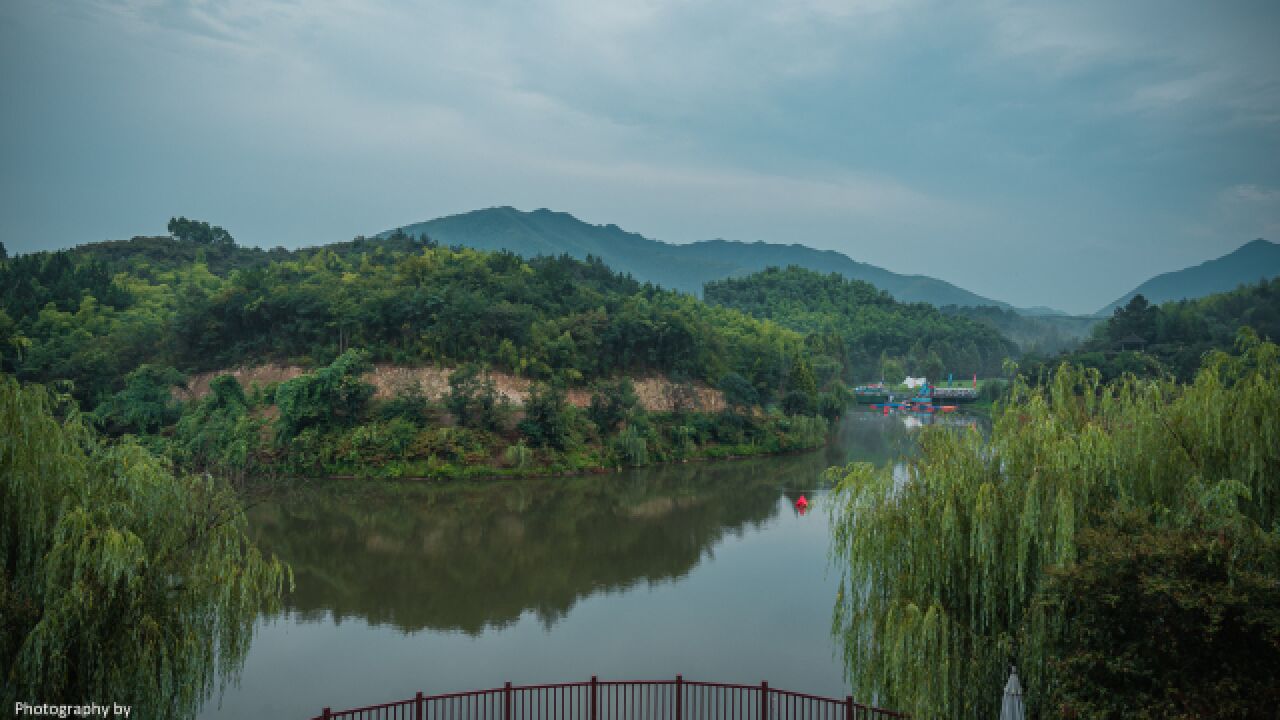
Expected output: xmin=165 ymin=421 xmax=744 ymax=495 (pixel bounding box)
xmin=1 ymin=376 xmax=291 ymax=719
xmin=829 ymin=332 xmax=1280 ymax=718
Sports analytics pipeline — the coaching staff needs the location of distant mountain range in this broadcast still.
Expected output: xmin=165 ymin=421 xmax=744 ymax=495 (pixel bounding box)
xmin=380 ymin=207 xmax=1016 ymax=309
xmin=1097 ymin=239 xmax=1280 ymax=316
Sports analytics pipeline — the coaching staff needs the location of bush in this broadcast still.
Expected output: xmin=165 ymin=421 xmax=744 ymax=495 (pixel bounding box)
xmin=719 ymin=371 xmax=758 ymax=409
xmin=446 ymin=363 xmax=508 ymax=431
xmin=518 ymin=382 xmax=576 ymax=450
xmin=275 ymin=349 xmax=374 ymax=441
xmin=610 ymin=425 xmax=649 ymax=466
xmin=587 ymin=378 xmax=641 ymax=434
xmin=379 ymin=379 xmax=432 ymax=426
xmin=173 ymin=374 xmax=262 ymax=483
xmin=93 ymin=364 xmax=186 ymax=435
xmin=1041 ymin=509 xmax=1280 ymax=719
xmin=979 ymin=378 xmax=1008 ymax=403
xmin=781 ymin=389 xmax=815 ymax=416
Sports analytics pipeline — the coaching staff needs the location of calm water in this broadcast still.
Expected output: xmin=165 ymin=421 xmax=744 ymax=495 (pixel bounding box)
xmin=198 ymin=411 xmax=967 ymax=719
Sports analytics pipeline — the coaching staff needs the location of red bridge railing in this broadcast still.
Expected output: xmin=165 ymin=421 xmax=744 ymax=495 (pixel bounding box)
xmin=312 ymin=676 xmax=906 ymax=720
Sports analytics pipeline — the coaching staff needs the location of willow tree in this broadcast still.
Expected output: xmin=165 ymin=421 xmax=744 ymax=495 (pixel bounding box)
xmin=829 ymin=331 xmax=1280 ymax=718
xmin=1 ymin=377 xmax=289 ymax=718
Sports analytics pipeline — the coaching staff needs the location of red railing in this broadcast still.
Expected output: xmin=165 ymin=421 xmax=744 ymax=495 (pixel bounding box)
xmin=312 ymin=676 xmax=907 ymax=720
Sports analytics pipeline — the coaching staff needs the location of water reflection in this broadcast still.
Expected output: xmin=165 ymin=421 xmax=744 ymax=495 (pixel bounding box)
xmin=197 ymin=410 xmax=983 ymax=718
xmin=245 ymin=410 xmax=934 ymax=637
xmin=251 ymin=454 xmax=813 ymax=635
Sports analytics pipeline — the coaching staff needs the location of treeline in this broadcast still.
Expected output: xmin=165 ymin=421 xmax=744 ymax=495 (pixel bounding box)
xmin=0 ymin=226 xmax=852 ymax=480
xmin=1023 ymin=278 xmax=1280 ymax=381
xmin=151 ymin=348 xmax=833 ymax=482
xmin=1 ymin=235 xmax=807 ymax=409
xmin=704 ymin=266 xmax=1017 ymax=383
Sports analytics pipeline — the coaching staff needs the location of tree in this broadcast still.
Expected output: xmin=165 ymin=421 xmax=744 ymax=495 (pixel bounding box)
xmin=587 ymin=377 xmax=639 ymax=434
xmin=880 ymin=356 xmax=905 ymax=385
xmin=167 ymin=217 xmax=234 ymax=246
xmin=921 ymin=350 xmax=944 ymax=384
xmin=1 ymin=377 xmax=288 ymax=718
xmin=445 ymin=364 xmax=506 ymax=431
xmin=379 ymin=378 xmax=431 ymax=426
xmin=93 ymin=364 xmax=186 ymax=435
xmin=718 ymin=371 xmax=758 ymax=410
xmin=1040 ymin=509 xmax=1280 ymax=719
xmin=829 ymin=332 xmax=1280 ymax=718
xmin=781 ymin=389 xmax=815 ymax=415
xmin=519 ymin=381 xmax=574 ymax=450
xmin=275 ymin=349 xmax=374 ymax=441
xmin=786 ymin=354 xmax=818 ymax=406
xmin=173 ymin=375 xmax=260 ymax=483
xmin=1109 ymin=293 xmax=1157 ymax=343
xmin=817 ymin=381 xmax=852 ymax=420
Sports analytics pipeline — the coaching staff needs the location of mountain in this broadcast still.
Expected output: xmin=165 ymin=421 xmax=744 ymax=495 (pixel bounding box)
xmin=1096 ymin=238 xmax=1280 ymax=316
xmin=381 ymin=206 xmax=1012 ymax=308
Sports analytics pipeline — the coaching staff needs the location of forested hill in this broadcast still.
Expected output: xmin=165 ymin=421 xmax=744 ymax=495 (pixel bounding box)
xmin=1033 ymin=277 xmax=1280 ymax=381
xmin=0 ymin=237 xmax=810 ymax=410
xmin=382 ymin=206 xmax=1013 ymax=308
xmin=60 ymin=228 xmax=427 ymax=278
xmin=704 ymin=266 xmax=1018 ymax=382
xmin=1096 ymin=238 xmax=1280 ymax=316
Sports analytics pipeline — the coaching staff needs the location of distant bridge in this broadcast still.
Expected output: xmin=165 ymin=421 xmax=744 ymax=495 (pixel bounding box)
xmin=930 ymin=387 xmax=978 ymax=402
xmin=313 ymin=676 xmax=907 ymax=720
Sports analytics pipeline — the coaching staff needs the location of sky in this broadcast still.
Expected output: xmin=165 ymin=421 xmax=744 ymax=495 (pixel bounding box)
xmin=2 ymin=1 xmax=1278 ymax=314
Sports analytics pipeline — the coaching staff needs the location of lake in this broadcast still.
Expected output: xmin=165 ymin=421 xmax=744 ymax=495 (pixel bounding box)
xmin=197 ymin=410 xmax=969 ymax=719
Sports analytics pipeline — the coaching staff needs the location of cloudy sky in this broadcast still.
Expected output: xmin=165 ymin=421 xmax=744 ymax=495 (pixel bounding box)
xmin=2 ymin=0 xmax=1278 ymax=313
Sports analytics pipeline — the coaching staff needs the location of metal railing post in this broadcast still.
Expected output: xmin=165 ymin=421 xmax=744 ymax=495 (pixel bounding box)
xmin=505 ymin=682 xmax=513 ymax=720
xmin=760 ymin=682 xmax=768 ymax=720
xmin=591 ymin=676 xmax=598 ymax=720
xmin=675 ymin=675 xmax=683 ymax=720
xmin=416 ymin=691 xmax=424 ymax=720
xmin=845 ymin=695 xmax=853 ymax=720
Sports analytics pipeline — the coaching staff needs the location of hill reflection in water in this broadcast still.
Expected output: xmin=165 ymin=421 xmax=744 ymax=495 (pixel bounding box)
xmin=246 ymin=410 xmax=925 ymax=636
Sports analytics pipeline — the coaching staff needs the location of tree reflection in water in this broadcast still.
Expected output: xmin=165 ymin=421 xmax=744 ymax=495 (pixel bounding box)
xmin=245 ymin=410 xmax=940 ymax=635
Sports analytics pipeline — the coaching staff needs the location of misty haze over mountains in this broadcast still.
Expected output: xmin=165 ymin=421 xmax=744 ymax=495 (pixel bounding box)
xmin=1095 ymin=238 xmax=1280 ymax=316
xmin=381 ymin=207 xmax=1278 ymax=319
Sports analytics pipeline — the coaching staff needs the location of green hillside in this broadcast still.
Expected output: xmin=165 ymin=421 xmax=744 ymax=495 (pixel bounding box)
xmin=1096 ymin=238 xmax=1280 ymax=316
xmin=383 ymin=206 xmax=1014 ymax=308
xmin=704 ymin=266 xmax=1018 ymax=382
xmin=0 ymin=237 xmax=800 ymax=408
xmin=1032 ymin=277 xmax=1280 ymax=381
xmin=0 ymin=229 xmax=851 ymax=480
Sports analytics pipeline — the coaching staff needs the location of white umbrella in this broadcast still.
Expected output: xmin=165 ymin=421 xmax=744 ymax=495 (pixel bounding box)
xmin=999 ymin=665 xmax=1025 ymax=720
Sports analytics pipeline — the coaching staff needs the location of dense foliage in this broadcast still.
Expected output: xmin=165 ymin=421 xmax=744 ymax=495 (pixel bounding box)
xmin=1041 ymin=509 xmax=1280 ymax=718
xmin=828 ymin=332 xmax=1280 ymax=718
xmin=249 ymin=352 xmax=830 ymax=480
xmin=1 ymin=237 xmax=809 ymax=411
xmin=167 ymin=216 xmax=235 ymax=246
xmin=0 ymin=378 xmax=288 ymax=718
xmin=705 ymin=266 xmax=1017 ymax=383
xmin=0 ymin=232 xmax=845 ymax=481
xmin=1027 ymin=279 xmax=1280 ymax=381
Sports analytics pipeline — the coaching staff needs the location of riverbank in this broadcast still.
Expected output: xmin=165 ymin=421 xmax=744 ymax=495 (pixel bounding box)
xmin=150 ymin=354 xmax=846 ymax=485
xmin=253 ymin=410 xmax=832 ymax=482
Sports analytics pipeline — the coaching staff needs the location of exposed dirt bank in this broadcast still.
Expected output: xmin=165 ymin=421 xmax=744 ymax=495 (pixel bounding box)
xmin=177 ymin=363 xmax=726 ymax=413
